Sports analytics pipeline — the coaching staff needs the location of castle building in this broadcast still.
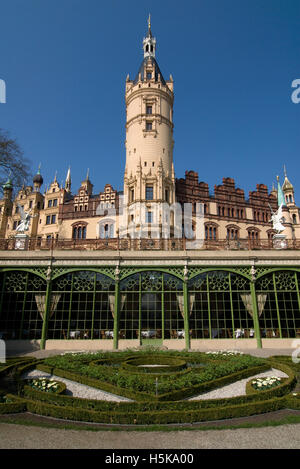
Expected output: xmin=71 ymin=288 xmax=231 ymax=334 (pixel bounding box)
xmin=0 ymin=19 xmax=299 ymax=352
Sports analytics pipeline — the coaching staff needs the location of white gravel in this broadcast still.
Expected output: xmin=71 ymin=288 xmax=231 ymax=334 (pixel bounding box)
xmin=22 ymin=369 xmax=133 ymax=402
xmin=187 ymin=368 xmax=289 ymax=401
xmin=22 ymin=367 xmax=289 ymax=403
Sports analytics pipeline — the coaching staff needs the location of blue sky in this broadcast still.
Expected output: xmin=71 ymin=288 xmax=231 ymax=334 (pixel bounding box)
xmin=1 ymin=0 xmax=299 ymax=201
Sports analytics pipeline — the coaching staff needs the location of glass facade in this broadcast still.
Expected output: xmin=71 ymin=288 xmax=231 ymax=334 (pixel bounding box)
xmin=0 ymin=268 xmax=299 ymax=344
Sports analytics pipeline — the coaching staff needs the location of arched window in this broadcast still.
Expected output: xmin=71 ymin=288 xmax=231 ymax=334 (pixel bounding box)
xmin=72 ymin=223 xmax=88 ymax=239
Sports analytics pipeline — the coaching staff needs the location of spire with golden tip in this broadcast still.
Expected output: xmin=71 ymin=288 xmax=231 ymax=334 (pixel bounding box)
xmin=282 ymin=165 xmax=294 ymax=191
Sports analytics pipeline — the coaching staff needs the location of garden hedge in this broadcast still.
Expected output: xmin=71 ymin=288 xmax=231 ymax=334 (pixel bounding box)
xmin=0 ymin=352 xmax=298 ymax=425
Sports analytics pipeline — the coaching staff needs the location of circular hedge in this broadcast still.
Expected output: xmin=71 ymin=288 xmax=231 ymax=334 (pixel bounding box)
xmin=121 ymin=355 xmax=188 ymax=374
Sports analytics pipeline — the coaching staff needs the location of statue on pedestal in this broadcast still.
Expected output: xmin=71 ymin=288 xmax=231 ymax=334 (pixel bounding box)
xmin=16 ymin=204 xmax=37 ymax=233
xmin=269 ymin=203 xmax=285 ymax=234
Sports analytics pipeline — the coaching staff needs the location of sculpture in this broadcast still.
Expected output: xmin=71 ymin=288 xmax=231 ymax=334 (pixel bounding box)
xmin=16 ymin=205 xmax=37 ymax=233
xmin=269 ymin=203 xmax=285 ymax=234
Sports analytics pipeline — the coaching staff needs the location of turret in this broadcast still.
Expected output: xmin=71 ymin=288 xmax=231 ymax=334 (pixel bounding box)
xmin=123 ymin=18 xmax=175 ymax=237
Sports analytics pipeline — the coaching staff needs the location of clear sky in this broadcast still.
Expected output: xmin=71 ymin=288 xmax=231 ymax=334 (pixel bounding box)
xmin=1 ymin=0 xmax=299 ymax=201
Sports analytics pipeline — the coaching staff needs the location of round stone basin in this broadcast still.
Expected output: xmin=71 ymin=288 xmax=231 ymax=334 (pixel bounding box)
xmin=137 ymin=364 xmax=170 ymax=367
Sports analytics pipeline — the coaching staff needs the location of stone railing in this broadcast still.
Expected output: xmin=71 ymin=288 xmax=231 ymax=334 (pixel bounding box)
xmin=0 ymin=237 xmax=300 ymax=251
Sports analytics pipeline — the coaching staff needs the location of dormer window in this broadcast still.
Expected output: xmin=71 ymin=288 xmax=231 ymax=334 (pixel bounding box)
xmin=147 ymin=72 xmax=152 ymax=80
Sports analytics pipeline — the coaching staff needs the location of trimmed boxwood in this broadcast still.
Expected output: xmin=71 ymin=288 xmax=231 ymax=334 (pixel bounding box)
xmin=42 ymin=353 xmax=268 ymax=399
xmin=20 ymin=395 xmax=288 ymax=425
xmin=3 ymin=352 xmax=298 ymax=425
xmin=0 ymin=394 xmax=27 ymax=415
xmin=120 ymin=355 xmax=187 ymax=374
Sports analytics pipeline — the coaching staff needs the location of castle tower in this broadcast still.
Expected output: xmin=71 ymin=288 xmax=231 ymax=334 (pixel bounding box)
xmin=123 ymin=17 xmax=175 ymax=237
xmin=65 ymin=166 xmax=71 ymax=193
xmin=0 ymin=176 xmax=13 ymax=238
xmin=282 ymin=166 xmax=295 ymax=206
xmin=282 ymin=166 xmax=299 ymax=227
xmin=33 ymin=165 xmax=43 ymax=192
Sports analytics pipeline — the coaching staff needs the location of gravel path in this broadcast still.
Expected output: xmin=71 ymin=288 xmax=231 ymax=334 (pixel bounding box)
xmin=22 ymin=369 xmax=133 ymax=402
xmin=187 ymin=368 xmax=288 ymax=400
xmin=0 ymin=423 xmax=299 ymax=449
xmin=23 ymin=367 xmax=288 ymax=403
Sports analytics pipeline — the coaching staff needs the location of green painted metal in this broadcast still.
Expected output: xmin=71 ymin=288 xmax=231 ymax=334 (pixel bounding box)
xmin=189 ymin=266 xmax=252 ymax=281
xmin=273 ymin=272 xmax=282 ymax=339
xmin=183 ymin=280 xmax=190 ymax=349
xmin=91 ymin=272 xmax=96 ymax=340
xmin=119 ymin=266 xmax=184 ymax=281
xmin=255 ymin=267 xmax=300 ymax=280
xmin=40 ymin=279 xmax=52 ymax=350
xmin=295 ymin=272 xmax=300 ymax=317
xmin=250 ymin=281 xmax=262 ymax=349
xmin=113 ymin=280 xmax=120 ymax=349
xmin=0 ymin=271 xmax=6 ymax=323
xmin=228 ymin=273 xmax=235 ymax=335
xmin=66 ymin=273 xmax=75 ymax=340
xmin=161 ymin=274 xmax=165 ymax=341
xmin=207 ymin=276 xmax=212 ymax=339
xmin=19 ymin=272 xmax=29 ymax=340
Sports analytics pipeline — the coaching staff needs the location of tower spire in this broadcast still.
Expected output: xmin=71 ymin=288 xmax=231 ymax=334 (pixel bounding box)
xmin=65 ymin=166 xmax=71 ymax=192
xmin=143 ymin=14 xmax=156 ymax=58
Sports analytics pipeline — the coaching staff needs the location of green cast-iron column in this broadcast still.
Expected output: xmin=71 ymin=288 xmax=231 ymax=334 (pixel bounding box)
xmin=40 ymin=270 xmax=52 ymax=350
xmin=91 ymin=272 xmax=96 ymax=339
xmin=161 ymin=274 xmax=165 ymax=341
xmin=228 ymin=273 xmax=235 ymax=337
xmin=183 ymin=267 xmax=190 ymax=349
xmin=138 ymin=274 xmax=142 ymax=344
xmin=295 ymin=272 xmax=300 ymax=315
xmin=67 ymin=273 xmax=75 ymax=339
xmin=113 ymin=267 xmax=120 ymax=349
xmin=19 ymin=272 xmax=29 ymax=339
xmin=250 ymin=280 xmax=262 ymax=349
xmin=207 ymin=276 xmax=212 ymax=339
xmin=0 ymin=271 xmax=6 ymax=324
xmin=273 ymin=272 xmax=282 ymax=338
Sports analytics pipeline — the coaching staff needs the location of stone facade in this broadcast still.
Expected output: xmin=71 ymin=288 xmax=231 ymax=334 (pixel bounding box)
xmin=0 ymin=21 xmax=299 ymax=246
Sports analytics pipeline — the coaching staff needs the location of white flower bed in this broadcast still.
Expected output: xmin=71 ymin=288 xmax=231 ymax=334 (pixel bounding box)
xmin=205 ymin=350 xmax=244 ymax=356
xmin=188 ymin=368 xmax=288 ymax=401
xmin=27 ymin=378 xmax=61 ymax=393
xmin=251 ymin=376 xmax=282 ymax=391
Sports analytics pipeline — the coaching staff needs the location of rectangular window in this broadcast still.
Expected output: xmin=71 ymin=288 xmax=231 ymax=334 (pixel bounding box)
xmin=130 ymin=189 xmax=134 ymax=203
xmin=53 ymin=199 xmax=58 ymax=207
xmin=146 ymin=185 xmax=153 ymax=200
xmin=147 ymin=72 xmax=152 ymax=80
xmin=146 ymin=122 xmax=152 ymax=131
xmin=165 ymin=189 xmax=169 ymax=203
xmin=146 ymin=106 xmax=152 ymax=115
xmin=46 ymin=215 xmax=51 ymax=225
xmin=48 ymin=200 xmax=52 ymax=208
xmin=51 ymin=215 xmax=56 ymax=224
xmin=29 ymin=201 xmax=33 ymax=209
xmin=13 ymin=221 xmax=18 ymax=230
xmin=146 ymin=211 xmax=153 ymax=223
